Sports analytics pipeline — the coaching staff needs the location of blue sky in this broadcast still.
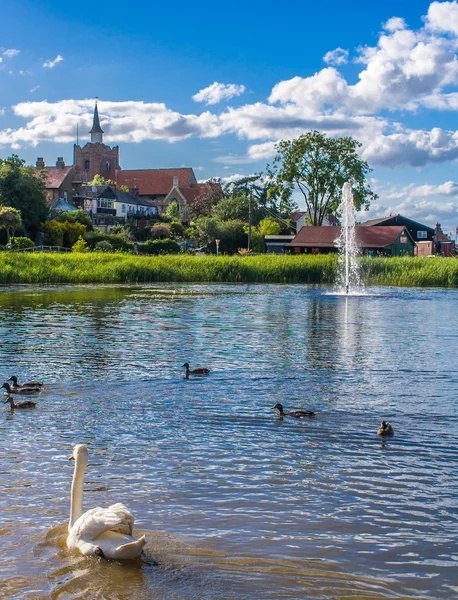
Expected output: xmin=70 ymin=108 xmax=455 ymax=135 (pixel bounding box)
xmin=2 ymin=0 xmax=458 ymax=232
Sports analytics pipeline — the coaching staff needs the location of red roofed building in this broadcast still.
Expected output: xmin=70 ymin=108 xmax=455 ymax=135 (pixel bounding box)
xmin=285 ymin=226 xmax=415 ymax=256
xmin=35 ymin=157 xmax=76 ymax=206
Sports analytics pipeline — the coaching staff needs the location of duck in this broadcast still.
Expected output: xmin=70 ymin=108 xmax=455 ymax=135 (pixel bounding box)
xmin=2 ymin=382 xmax=41 ymax=395
xmin=8 ymin=375 xmax=43 ymax=389
xmin=183 ymin=362 xmax=210 ymax=378
xmin=377 ymin=420 xmax=394 ymax=436
xmin=271 ymin=403 xmax=316 ymax=418
xmin=4 ymin=395 xmax=37 ymax=409
xmin=67 ymin=444 xmax=147 ymax=560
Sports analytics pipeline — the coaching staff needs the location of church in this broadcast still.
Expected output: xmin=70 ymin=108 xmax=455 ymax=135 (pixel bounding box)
xmin=36 ymin=101 xmax=221 ymax=224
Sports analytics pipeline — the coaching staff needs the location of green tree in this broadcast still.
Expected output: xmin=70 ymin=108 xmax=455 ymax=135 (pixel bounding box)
xmin=0 ymin=206 xmax=22 ymax=241
xmin=165 ymin=200 xmax=179 ymax=220
xmin=247 ymin=218 xmax=282 ymax=252
xmin=88 ymin=174 xmax=129 ymax=193
xmin=72 ymin=237 xmax=90 ymax=253
xmin=151 ymin=223 xmax=171 ymax=239
xmin=53 ymin=209 xmax=94 ymax=231
xmin=211 ymin=192 xmax=263 ymax=225
xmin=268 ymin=132 xmax=377 ymax=225
xmin=0 ymin=155 xmax=49 ymax=237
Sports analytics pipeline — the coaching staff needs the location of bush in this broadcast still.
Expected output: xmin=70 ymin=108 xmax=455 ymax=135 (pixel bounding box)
xmin=72 ymin=237 xmax=89 ymax=253
xmin=42 ymin=220 xmax=86 ymax=248
xmin=53 ymin=209 xmax=94 ymax=231
xmin=139 ymin=239 xmax=180 ymax=254
xmin=9 ymin=236 xmax=34 ymax=249
xmin=151 ymin=223 xmax=171 ymax=239
xmin=95 ymin=240 xmax=113 ymax=252
xmin=84 ymin=231 xmax=131 ymax=251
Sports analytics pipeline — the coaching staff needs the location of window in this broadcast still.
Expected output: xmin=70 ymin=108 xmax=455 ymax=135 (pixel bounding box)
xmin=106 ymin=161 xmax=110 ymax=173
xmin=84 ymin=160 xmax=90 ymax=171
xmin=122 ymin=204 xmax=126 ymax=213
xmin=97 ymin=198 xmax=114 ymax=209
xmin=64 ymin=191 xmax=68 ymax=200
xmin=417 ymin=230 xmax=427 ymax=239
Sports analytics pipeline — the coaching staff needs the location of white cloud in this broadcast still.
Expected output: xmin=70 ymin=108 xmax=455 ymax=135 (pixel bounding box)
xmin=29 ymin=86 xmax=40 ymax=93
xmin=425 ymin=0 xmax=458 ymax=35
xmin=193 ymin=82 xmax=246 ymax=105
xmin=383 ymin=17 xmax=407 ymax=32
xmin=323 ymin=47 xmax=349 ymax=65
xmin=43 ymin=54 xmax=64 ymax=69
xmin=2 ymin=48 xmax=20 ymax=58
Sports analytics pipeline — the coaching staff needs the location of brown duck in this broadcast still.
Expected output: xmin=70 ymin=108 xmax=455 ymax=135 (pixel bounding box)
xmin=2 ymin=382 xmax=41 ymax=395
xmin=183 ymin=363 xmax=210 ymax=378
xmin=4 ymin=395 xmax=37 ymax=409
xmin=9 ymin=375 xmax=43 ymax=389
xmin=271 ymin=403 xmax=316 ymax=418
xmin=377 ymin=421 xmax=393 ymax=436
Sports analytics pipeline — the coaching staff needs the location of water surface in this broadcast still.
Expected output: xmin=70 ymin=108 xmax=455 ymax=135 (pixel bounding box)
xmin=1 ymin=284 xmax=458 ymax=599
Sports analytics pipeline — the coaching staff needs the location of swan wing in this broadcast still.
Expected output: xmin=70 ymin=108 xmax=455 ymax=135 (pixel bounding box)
xmin=69 ymin=503 xmax=133 ymax=542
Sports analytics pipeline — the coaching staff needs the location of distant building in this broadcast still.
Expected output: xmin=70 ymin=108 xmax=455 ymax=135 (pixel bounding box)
xmin=361 ymin=214 xmax=435 ymax=243
xmin=285 ymin=226 xmax=416 ymax=256
xmin=292 ymin=211 xmax=340 ymax=232
xmin=35 ymin=100 xmax=221 ymax=222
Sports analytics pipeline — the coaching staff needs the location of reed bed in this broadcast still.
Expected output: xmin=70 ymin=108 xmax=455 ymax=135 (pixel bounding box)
xmin=0 ymin=252 xmax=457 ymax=287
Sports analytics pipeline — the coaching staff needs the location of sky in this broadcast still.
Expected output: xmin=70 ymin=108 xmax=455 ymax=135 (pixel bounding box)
xmin=2 ymin=0 xmax=458 ymax=233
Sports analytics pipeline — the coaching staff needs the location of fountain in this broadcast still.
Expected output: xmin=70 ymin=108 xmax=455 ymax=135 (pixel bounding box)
xmin=335 ymin=182 xmax=362 ymax=295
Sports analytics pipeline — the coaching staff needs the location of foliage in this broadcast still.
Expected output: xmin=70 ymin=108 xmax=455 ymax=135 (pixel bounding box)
xmin=223 ymin=174 xmax=284 ymax=218
xmin=151 ymin=223 xmax=171 ymax=239
xmin=192 ymin=217 xmax=246 ymax=254
xmin=1 ymin=254 xmax=458 ymax=286
xmin=210 ymin=192 xmax=262 ymax=224
xmin=139 ymin=239 xmax=180 ymax=254
xmin=9 ymin=236 xmax=34 ymax=249
xmin=0 ymin=155 xmax=49 ymax=237
xmin=88 ymin=174 xmax=128 ymax=193
xmin=246 ymin=218 xmax=282 ymax=252
xmin=267 ymin=131 xmax=377 ymax=225
xmin=0 ymin=206 xmax=22 ymax=242
xmin=165 ymin=201 xmax=179 ymax=220
xmin=189 ymin=179 xmax=224 ymax=220
xmin=168 ymin=219 xmax=184 ymax=238
xmin=72 ymin=237 xmax=90 ymax=253
xmin=84 ymin=230 xmax=131 ymax=251
xmin=53 ymin=209 xmax=94 ymax=231
xmin=42 ymin=220 xmax=86 ymax=248
xmin=95 ymin=240 xmax=113 ymax=252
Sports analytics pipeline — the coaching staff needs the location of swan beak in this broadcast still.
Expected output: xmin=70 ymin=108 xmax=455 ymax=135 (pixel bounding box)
xmin=69 ymin=455 xmax=75 ymax=460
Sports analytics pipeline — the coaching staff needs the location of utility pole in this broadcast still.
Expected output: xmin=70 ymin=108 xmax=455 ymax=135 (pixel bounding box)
xmin=247 ymin=191 xmax=252 ymax=252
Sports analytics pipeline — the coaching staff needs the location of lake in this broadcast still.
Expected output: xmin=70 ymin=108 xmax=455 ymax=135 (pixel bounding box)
xmin=1 ymin=283 xmax=457 ymax=599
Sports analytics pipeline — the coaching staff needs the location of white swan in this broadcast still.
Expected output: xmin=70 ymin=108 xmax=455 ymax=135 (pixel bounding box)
xmin=67 ymin=444 xmax=146 ymax=559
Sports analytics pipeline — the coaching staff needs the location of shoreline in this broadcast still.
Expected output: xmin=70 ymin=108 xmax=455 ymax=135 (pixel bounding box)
xmin=0 ymin=252 xmax=457 ymax=287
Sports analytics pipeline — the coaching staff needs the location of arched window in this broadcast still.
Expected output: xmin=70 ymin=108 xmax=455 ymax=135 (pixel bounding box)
xmin=106 ymin=161 xmax=110 ymax=173
xmin=84 ymin=160 xmax=90 ymax=171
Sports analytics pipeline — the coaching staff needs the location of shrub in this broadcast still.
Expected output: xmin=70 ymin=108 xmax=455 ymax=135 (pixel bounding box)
xmin=95 ymin=240 xmax=113 ymax=252
xmin=72 ymin=237 xmax=90 ymax=253
xmin=151 ymin=223 xmax=171 ymax=239
xmin=84 ymin=231 xmax=131 ymax=251
xmin=9 ymin=236 xmax=34 ymax=249
xmin=139 ymin=239 xmax=180 ymax=254
xmin=42 ymin=220 xmax=86 ymax=248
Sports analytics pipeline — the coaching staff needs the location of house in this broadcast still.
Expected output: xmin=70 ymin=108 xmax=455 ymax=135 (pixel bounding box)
xmin=114 ymin=169 xmax=222 ymax=219
xmin=361 ymin=214 xmax=435 ymax=243
xmin=73 ymin=184 xmax=157 ymax=230
xmin=265 ymin=234 xmax=295 ymax=254
xmin=292 ymin=211 xmax=340 ymax=232
xmin=285 ymin=226 xmax=416 ymax=256
xmin=36 ymin=157 xmax=75 ymax=205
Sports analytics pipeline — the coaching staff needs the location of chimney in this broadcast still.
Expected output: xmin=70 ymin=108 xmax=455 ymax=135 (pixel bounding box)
xmin=173 ymin=176 xmax=179 ymax=187
xmin=56 ymin=157 xmax=65 ymax=169
xmin=36 ymin=157 xmax=45 ymax=170
xmin=435 ymin=222 xmax=442 ymax=235
xmin=129 ymin=185 xmax=139 ymax=198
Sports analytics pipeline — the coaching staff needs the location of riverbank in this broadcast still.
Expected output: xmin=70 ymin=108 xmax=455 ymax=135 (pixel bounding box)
xmin=0 ymin=252 xmax=457 ymax=286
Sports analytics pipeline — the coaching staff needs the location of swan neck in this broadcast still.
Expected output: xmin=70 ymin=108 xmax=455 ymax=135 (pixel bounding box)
xmin=69 ymin=454 xmax=86 ymax=530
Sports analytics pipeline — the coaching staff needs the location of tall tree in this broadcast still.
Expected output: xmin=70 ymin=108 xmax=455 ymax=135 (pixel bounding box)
xmin=189 ymin=178 xmax=224 ymax=220
xmin=0 ymin=206 xmax=22 ymax=242
xmin=0 ymin=155 xmax=49 ymax=237
xmin=267 ymin=132 xmax=377 ymax=226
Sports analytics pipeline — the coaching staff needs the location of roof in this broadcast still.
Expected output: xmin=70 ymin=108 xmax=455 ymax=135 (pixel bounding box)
xmin=39 ymin=166 xmax=73 ymax=189
xmin=75 ymin=184 xmax=154 ymax=207
xmin=115 ymin=168 xmax=197 ymax=196
xmin=178 ymin=182 xmax=224 ymax=204
xmin=89 ymin=102 xmax=104 ymax=134
xmin=286 ymin=226 xmax=411 ymax=248
xmin=361 ymin=213 xmax=435 ymax=232
xmin=49 ymin=197 xmax=78 ymax=212
xmin=292 ymin=211 xmax=305 ymax=222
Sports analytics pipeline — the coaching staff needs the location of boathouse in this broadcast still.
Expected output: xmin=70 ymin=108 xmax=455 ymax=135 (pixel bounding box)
xmin=285 ymin=226 xmax=415 ymax=256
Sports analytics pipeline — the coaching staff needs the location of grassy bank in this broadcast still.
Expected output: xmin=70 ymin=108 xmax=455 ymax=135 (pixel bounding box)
xmin=0 ymin=253 xmax=457 ymax=287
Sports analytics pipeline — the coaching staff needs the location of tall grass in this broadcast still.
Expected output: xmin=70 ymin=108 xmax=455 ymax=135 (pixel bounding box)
xmin=0 ymin=252 xmax=457 ymax=287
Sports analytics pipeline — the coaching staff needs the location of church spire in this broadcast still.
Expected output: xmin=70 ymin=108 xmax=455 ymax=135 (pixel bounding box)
xmin=89 ymin=98 xmax=104 ymax=143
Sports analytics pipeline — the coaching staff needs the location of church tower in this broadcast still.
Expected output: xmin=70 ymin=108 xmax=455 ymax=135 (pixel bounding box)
xmin=73 ymin=99 xmax=120 ymax=181
xmin=89 ymin=100 xmax=104 ymax=144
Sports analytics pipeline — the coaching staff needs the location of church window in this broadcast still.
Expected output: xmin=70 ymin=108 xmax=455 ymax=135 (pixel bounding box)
xmin=106 ymin=161 xmax=110 ymax=173
xmin=84 ymin=160 xmax=90 ymax=171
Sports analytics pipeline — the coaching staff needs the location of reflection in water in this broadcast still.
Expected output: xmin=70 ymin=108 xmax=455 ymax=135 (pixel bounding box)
xmin=1 ymin=284 xmax=458 ymax=599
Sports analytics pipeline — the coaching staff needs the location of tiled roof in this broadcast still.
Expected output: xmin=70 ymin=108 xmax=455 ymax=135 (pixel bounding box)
xmin=287 ymin=226 xmax=409 ymax=248
xmin=179 ymin=182 xmax=224 ymax=204
xmin=115 ymin=168 xmax=196 ymax=195
xmin=292 ymin=211 xmax=305 ymax=222
xmin=39 ymin=166 xmax=73 ymax=189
